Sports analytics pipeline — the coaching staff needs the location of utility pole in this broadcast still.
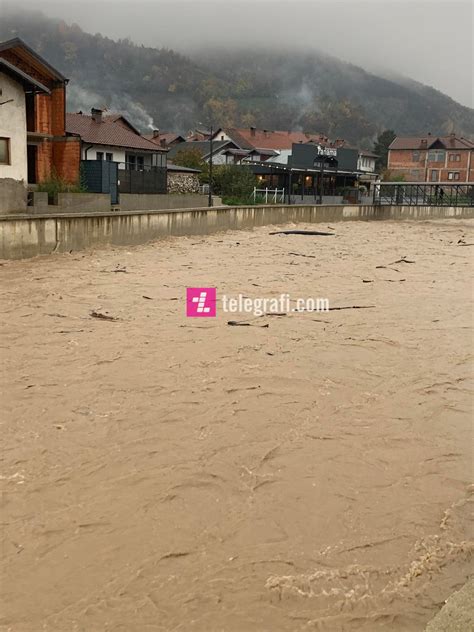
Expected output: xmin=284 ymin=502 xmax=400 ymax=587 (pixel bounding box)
xmin=208 ymin=125 xmax=214 ymax=207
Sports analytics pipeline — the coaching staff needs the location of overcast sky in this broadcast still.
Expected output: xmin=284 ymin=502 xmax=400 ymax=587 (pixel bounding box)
xmin=3 ymin=0 xmax=473 ymax=107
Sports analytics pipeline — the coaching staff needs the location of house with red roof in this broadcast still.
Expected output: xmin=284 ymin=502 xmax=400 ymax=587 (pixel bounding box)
xmin=143 ymin=130 xmax=186 ymax=150
xmin=66 ymin=109 xmax=169 ymax=201
xmin=211 ymin=127 xmax=327 ymax=158
xmin=66 ymin=109 xmax=167 ymax=170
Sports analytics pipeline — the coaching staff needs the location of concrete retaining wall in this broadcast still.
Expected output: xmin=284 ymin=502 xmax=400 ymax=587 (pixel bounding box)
xmin=119 ymin=193 xmax=209 ymax=211
xmin=28 ymin=191 xmax=49 ymax=213
xmin=0 ymin=204 xmax=472 ymax=260
xmin=0 ymin=178 xmax=27 ymax=214
xmin=55 ymin=192 xmax=111 ymax=213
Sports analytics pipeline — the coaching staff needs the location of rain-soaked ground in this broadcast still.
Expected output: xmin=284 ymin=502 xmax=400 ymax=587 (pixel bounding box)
xmin=1 ymin=219 xmax=473 ymax=632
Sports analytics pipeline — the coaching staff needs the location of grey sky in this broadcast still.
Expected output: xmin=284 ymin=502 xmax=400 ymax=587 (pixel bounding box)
xmin=3 ymin=0 xmax=473 ymax=107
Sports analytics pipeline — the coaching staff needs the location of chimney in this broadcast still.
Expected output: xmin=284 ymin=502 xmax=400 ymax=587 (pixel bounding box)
xmin=420 ymin=139 xmax=427 ymax=148
xmin=152 ymin=129 xmax=160 ymax=138
xmin=159 ymin=139 xmax=167 ymax=148
xmin=91 ymin=108 xmax=103 ymax=123
xmin=250 ymin=126 xmax=256 ymax=137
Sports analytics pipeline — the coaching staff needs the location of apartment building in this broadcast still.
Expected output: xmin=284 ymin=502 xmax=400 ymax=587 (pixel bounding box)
xmin=388 ymin=133 xmax=474 ymax=182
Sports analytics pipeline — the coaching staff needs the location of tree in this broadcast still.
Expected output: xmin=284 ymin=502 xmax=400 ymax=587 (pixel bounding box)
xmin=171 ymin=147 xmax=209 ymax=183
xmin=212 ymin=165 xmax=255 ymax=200
xmin=373 ymin=130 xmax=396 ymax=172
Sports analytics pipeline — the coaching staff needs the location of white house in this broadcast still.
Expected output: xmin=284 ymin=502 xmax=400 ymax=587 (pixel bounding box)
xmin=357 ymin=150 xmax=377 ymax=174
xmin=0 ymin=57 xmax=52 ymax=183
xmin=0 ymin=71 xmax=28 ymax=181
xmin=0 ymin=54 xmax=53 ymax=212
xmin=66 ymin=109 xmax=167 ymax=169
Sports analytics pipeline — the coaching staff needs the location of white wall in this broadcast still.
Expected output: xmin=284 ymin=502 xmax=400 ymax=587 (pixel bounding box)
xmin=81 ymin=145 xmax=161 ymax=167
xmin=81 ymin=144 xmax=126 ymax=162
xmin=0 ymin=72 xmax=27 ymax=182
xmin=213 ymin=130 xmax=233 ymax=143
xmin=358 ymin=156 xmax=376 ymax=172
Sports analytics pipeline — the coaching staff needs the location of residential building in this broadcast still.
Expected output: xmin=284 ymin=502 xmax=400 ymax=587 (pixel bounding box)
xmin=357 ymin=150 xmax=377 ymax=174
xmin=167 ymin=140 xmax=239 ymax=165
xmin=144 ymin=130 xmax=186 ymax=150
xmin=66 ymin=109 xmax=167 ymax=169
xmin=0 ymin=37 xmax=80 ymax=186
xmin=66 ymin=109 xmax=168 ymax=202
xmin=388 ymin=134 xmax=474 ymax=182
xmin=211 ymin=127 xmax=326 ymax=157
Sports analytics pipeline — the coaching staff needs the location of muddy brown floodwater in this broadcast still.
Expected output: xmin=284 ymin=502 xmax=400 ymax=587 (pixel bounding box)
xmin=1 ymin=219 xmax=473 ymax=632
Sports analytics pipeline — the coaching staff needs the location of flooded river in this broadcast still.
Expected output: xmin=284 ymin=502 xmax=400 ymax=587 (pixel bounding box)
xmin=1 ymin=219 xmax=472 ymax=631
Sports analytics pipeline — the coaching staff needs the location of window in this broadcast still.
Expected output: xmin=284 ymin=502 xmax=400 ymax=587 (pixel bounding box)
xmin=449 ymin=154 xmax=461 ymax=162
xmin=448 ymin=172 xmax=460 ymax=180
xmin=430 ymin=169 xmax=439 ymax=182
xmin=96 ymin=151 xmax=104 ymax=161
xmin=106 ymin=153 xmax=113 ymax=161
xmin=427 ymin=150 xmax=445 ymax=163
xmin=0 ymin=138 xmax=11 ymax=164
xmin=128 ymin=155 xmax=136 ymax=170
xmin=412 ymin=151 xmax=420 ymax=162
xmin=137 ymin=156 xmax=144 ymax=171
xmin=153 ymin=153 xmax=166 ymax=168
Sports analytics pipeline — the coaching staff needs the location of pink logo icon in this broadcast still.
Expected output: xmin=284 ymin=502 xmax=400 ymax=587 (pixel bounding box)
xmin=186 ymin=288 xmax=217 ymax=317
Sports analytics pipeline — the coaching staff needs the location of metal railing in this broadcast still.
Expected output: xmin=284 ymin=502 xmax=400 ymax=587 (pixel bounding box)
xmin=252 ymin=187 xmax=285 ymax=204
xmin=373 ymin=182 xmax=474 ymax=207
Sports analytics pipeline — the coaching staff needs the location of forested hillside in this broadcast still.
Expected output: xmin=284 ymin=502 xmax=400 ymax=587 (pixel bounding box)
xmin=1 ymin=9 xmax=473 ymax=148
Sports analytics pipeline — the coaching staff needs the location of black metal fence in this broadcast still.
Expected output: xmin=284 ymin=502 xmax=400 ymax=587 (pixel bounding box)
xmin=81 ymin=160 xmax=167 ymax=204
xmin=374 ymin=183 xmax=474 ymax=207
xmin=81 ymin=160 xmax=119 ymax=204
xmin=117 ymin=163 xmax=167 ymax=195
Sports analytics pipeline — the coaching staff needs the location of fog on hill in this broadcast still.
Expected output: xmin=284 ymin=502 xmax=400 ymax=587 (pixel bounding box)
xmin=1 ymin=4 xmax=473 ymax=147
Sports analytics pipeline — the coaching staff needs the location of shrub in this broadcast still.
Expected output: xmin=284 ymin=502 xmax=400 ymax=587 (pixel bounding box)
xmin=212 ymin=165 xmax=255 ymax=199
xmin=37 ymin=170 xmax=86 ymax=203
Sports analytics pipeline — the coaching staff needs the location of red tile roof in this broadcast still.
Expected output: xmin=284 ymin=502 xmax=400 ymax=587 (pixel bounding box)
xmin=215 ymin=127 xmax=327 ymax=151
xmin=144 ymin=132 xmax=185 ymax=147
xmin=389 ymin=134 xmax=474 ymax=150
xmin=66 ymin=112 xmax=163 ymax=152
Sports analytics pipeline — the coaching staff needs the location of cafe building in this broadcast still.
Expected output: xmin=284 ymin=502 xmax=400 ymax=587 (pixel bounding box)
xmin=249 ymin=142 xmax=376 ymax=204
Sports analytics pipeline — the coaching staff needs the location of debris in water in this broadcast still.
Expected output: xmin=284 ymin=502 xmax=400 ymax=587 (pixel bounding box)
xmin=90 ymin=310 xmax=120 ymax=322
xmin=288 ymin=252 xmax=317 ymax=258
xmin=270 ymin=230 xmax=334 ymax=236
xmin=389 ymin=257 xmax=415 ymax=264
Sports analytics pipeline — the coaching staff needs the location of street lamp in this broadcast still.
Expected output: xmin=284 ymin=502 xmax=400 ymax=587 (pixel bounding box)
xmin=208 ymin=125 xmax=214 ymax=208
xmin=199 ymin=122 xmax=214 ymax=207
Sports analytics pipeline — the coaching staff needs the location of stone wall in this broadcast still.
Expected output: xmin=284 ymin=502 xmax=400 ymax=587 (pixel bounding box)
xmin=167 ymin=172 xmax=200 ymax=194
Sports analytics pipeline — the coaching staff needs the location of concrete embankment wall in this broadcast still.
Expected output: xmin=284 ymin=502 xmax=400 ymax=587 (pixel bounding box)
xmin=119 ymin=193 xmax=210 ymax=211
xmin=0 ymin=204 xmax=472 ymax=260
